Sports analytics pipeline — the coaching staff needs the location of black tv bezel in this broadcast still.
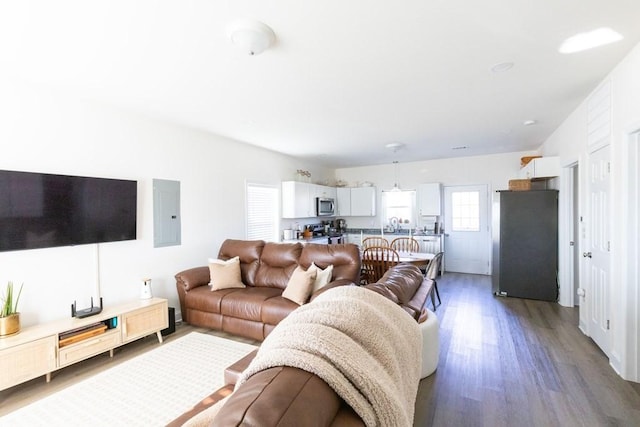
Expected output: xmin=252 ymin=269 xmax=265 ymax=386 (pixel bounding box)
xmin=0 ymin=169 xmax=138 ymax=252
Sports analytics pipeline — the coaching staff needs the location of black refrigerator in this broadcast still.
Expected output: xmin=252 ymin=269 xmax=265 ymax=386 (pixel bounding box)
xmin=491 ymin=190 xmax=558 ymax=301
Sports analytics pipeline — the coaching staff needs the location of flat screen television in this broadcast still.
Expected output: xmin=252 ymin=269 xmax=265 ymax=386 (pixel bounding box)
xmin=0 ymin=170 xmax=137 ymax=252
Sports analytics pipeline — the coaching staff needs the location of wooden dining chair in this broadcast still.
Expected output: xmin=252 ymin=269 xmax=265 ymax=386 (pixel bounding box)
xmin=424 ymin=251 xmax=444 ymax=309
xmin=362 ymin=236 xmax=389 ymax=249
xmin=390 ymin=237 xmax=420 ymax=253
xmin=361 ymin=246 xmax=400 ymax=285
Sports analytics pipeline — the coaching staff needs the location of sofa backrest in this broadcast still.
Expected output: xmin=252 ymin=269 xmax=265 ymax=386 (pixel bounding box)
xmin=253 ymin=242 xmax=303 ymax=289
xmin=218 ymin=239 xmax=361 ymax=289
xmin=218 ymin=239 xmax=265 ymax=287
xmin=299 ymin=243 xmax=361 ymax=283
xmin=366 ymin=263 xmax=423 ymax=305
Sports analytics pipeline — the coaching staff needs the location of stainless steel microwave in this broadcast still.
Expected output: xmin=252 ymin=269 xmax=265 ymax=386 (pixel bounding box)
xmin=316 ymin=197 xmax=335 ymax=216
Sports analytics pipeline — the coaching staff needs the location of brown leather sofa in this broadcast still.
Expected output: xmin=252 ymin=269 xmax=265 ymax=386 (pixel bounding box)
xmin=181 ymin=263 xmax=435 ymax=427
xmin=175 ymin=239 xmax=361 ymax=341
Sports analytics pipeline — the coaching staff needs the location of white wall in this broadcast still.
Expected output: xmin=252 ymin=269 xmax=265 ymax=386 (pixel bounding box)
xmin=335 ymin=151 xmax=534 ymax=229
xmin=539 ymin=41 xmax=640 ymax=381
xmin=0 ymin=80 xmax=332 ymax=326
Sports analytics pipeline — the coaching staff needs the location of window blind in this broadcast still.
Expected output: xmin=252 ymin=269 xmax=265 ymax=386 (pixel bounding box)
xmin=246 ymin=183 xmax=279 ymax=242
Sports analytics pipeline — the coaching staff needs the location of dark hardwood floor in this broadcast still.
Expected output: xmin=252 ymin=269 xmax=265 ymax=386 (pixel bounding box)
xmin=414 ymin=273 xmax=640 ymax=427
xmin=2 ymin=273 xmax=639 ymax=426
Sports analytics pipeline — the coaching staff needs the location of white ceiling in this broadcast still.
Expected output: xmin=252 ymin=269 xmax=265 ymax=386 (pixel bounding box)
xmin=1 ymin=0 xmax=639 ymax=168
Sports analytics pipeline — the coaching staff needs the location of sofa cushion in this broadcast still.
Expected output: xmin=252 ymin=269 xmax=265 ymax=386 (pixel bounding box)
xmin=282 ymin=265 xmax=317 ymax=305
xmin=218 ymin=240 xmax=265 ymax=287
xmin=208 ymin=256 xmax=245 ymax=290
xmin=261 ymin=296 xmax=299 ymax=325
xmin=309 ymin=262 xmax=334 ymax=293
xmin=254 ymin=242 xmax=303 ymax=289
xmin=299 ymin=243 xmax=361 ymax=283
xmin=219 ymin=287 xmax=282 ymax=321
xmin=184 ymin=285 xmax=240 ymax=314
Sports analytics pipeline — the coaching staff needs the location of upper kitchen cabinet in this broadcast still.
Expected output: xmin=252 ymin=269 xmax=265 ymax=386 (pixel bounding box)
xmin=282 ymin=181 xmax=337 ymax=218
xmin=418 ymin=183 xmax=442 ymax=216
xmin=336 ymin=187 xmax=351 ymax=216
xmin=350 ymin=187 xmax=376 ymax=217
xmin=282 ymin=181 xmax=314 ymax=218
xmin=518 ymin=157 xmax=560 ymax=179
xmin=314 ymin=184 xmax=336 ymax=200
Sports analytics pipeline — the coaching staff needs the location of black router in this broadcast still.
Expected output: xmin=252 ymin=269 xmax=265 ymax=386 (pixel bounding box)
xmin=71 ymin=297 xmax=103 ymax=318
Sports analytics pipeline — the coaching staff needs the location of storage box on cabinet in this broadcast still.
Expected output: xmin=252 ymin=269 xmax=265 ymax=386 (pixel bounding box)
xmin=518 ymin=157 xmax=560 ymax=179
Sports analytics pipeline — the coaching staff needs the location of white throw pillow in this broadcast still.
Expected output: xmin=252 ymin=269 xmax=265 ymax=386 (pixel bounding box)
xmin=208 ymin=256 xmax=245 ymax=291
xmin=309 ymin=262 xmax=334 ymax=293
xmin=282 ymin=265 xmax=317 ymax=305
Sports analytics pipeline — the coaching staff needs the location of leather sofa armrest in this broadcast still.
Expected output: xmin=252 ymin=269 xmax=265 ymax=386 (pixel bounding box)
xmin=175 ymin=266 xmax=210 ymax=291
xmin=215 ymin=366 xmax=364 ymax=426
xmin=309 ymin=279 xmax=355 ymax=301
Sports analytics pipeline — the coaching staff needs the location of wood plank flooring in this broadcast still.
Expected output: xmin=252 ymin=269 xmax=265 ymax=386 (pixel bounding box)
xmin=2 ymin=273 xmax=639 ymax=426
xmin=414 ymin=273 xmax=640 ymax=427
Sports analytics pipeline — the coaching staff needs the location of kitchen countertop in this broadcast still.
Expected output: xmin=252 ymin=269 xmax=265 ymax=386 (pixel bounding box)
xmin=345 ymin=228 xmax=443 ymax=237
xmin=281 ymin=236 xmax=331 ymax=244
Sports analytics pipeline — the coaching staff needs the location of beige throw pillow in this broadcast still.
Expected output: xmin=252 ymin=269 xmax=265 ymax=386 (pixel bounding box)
xmin=282 ymin=265 xmax=317 ymax=305
xmin=208 ymin=256 xmax=245 ymax=291
xmin=309 ymin=262 xmax=334 ymax=293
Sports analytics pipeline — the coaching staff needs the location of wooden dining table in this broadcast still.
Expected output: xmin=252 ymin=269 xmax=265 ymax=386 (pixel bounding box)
xmin=396 ymin=251 xmax=435 ymax=266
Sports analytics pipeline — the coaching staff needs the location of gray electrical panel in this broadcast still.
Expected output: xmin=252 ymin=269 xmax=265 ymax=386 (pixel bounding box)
xmin=153 ymin=179 xmax=181 ymax=248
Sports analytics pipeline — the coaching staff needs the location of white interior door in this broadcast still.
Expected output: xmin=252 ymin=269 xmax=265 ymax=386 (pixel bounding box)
xmin=586 ymin=145 xmax=611 ymax=354
xmin=443 ymin=185 xmax=491 ymax=274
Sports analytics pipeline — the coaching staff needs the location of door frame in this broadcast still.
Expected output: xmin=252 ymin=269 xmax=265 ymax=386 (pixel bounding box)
xmin=618 ymin=122 xmax=640 ymax=381
xmin=558 ymin=160 xmax=579 ymax=308
xmin=443 ymin=183 xmax=491 ymax=275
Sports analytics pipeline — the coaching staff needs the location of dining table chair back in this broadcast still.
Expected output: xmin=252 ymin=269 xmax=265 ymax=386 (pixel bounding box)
xmin=390 ymin=237 xmax=420 ymax=253
xmin=424 ymin=251 xmax=444 ymax=308
xmin=362 ymin=236 xmax=389 ymax=249
xmin=361 ymin=246 xmax=400 ymax=285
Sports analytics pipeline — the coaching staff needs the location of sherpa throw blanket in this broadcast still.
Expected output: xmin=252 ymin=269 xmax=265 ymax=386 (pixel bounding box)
xmin=236 ymin=285 xmax=422 ymax=427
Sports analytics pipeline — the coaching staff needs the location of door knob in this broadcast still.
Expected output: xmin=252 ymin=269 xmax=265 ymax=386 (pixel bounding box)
xmin=582 ymin=252 xmax=592 ymax=258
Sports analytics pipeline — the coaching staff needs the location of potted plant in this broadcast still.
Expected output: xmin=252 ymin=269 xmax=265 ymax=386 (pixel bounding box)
xmin=0 ymin=281 xmax=23 ymax=337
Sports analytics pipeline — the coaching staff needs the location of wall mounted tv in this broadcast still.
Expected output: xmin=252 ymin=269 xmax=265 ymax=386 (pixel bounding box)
xmin=0 ymin=170 xmax=137 ymax=252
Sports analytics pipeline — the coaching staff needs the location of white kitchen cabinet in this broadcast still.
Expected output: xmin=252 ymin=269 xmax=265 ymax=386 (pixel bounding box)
xmin=314 ymin=184 xmax=336 ymax=200
xmin=336 ymin=187 xmax=351 ymax=216
xmin=519 ymin=157 xmax=560 ymax=179
xmin=418 ymin=183 xmax=442 ymax=216
xmin=350 ymin=187 xmax=376 ymax=216
xmin=282 ymin=182 xmax=337 ymax=218
xmin=282 ymin=181 xmax=314 ymax=218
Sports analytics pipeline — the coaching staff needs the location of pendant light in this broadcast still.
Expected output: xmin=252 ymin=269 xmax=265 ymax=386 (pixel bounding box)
xmin=385 ymin=142 xmax=404 ymax=192
xmin=392 ymin=160 xmax=401 ymax=192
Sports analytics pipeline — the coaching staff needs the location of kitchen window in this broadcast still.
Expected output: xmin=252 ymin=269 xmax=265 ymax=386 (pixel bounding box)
xmin=246 ymin=183 xmax=279 ymax=241
xmin=382 ymin=190 xmax=416 ymax=230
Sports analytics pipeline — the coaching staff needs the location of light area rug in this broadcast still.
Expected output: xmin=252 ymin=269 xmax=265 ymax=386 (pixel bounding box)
xmin=0 ymin=332 xmax=256 ymax=427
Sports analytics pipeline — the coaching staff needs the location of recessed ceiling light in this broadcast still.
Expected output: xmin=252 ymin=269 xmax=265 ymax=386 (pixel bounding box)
xmin=559 ymin=27 xmax=623 ymax=54
xmin=491 ymin=62 xmax=514 ymax=73
xmin=523 ymin=120 xmax=537 ymax=126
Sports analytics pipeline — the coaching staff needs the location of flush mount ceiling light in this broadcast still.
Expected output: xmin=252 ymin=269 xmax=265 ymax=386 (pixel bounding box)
xmin=385 ymin=142 xmax=404 ymax=152
xmin=523 ymin=119 xmax=537 ymax=126
xmin=559 ymin=27 xmax=623 ymax=54
xmin=491 ymin=62 xmax=514 ymax=73
xmin=227 ymin=20 xmax=276 ymax=55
